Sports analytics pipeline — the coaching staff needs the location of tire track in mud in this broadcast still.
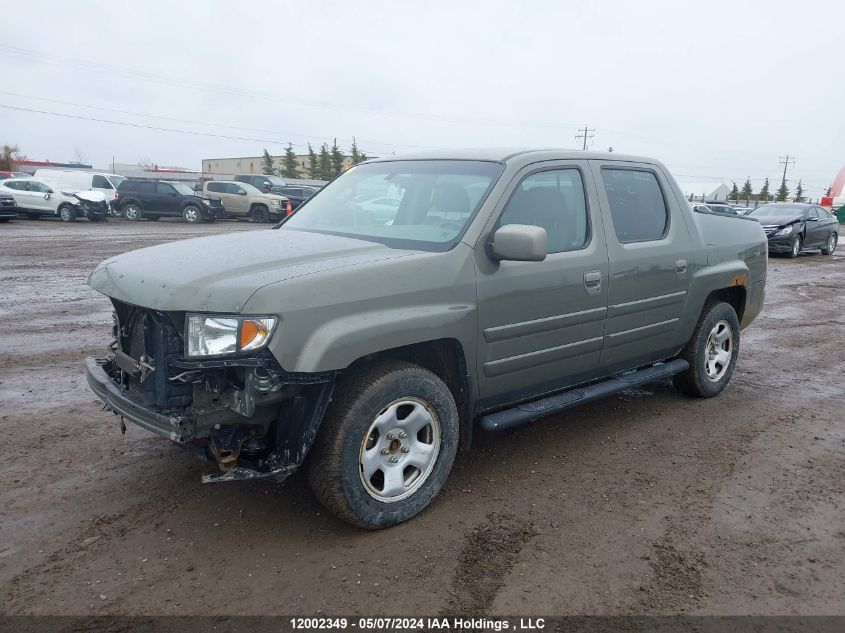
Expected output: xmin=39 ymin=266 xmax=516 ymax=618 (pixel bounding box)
xmin=444 ymin=513 xmax=536 ymax=615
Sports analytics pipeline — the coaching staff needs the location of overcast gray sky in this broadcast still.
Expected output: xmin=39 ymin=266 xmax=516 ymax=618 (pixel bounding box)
xmin=2 ymin=0 xmax=843 ymax=196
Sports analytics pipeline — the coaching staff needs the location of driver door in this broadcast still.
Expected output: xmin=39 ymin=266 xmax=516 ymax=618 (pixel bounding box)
xmin=475 ymin=161 xmax=609 ymax=410
xmin=225 ymin=183 xmax=249 ymax=214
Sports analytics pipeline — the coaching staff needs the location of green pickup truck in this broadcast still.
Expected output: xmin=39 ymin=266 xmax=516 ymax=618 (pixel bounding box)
xmin=85 ymin=150 xmax=767 ymax=528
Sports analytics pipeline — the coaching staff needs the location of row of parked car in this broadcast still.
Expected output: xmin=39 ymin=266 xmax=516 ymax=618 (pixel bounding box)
xmin=0 ymin=169 xmax=321 ymax=224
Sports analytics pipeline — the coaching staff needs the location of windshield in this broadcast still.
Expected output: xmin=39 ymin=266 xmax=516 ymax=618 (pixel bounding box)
xmin=240 ymin=182 xmax=263 ymax=194
xmin=265 ymin=175 xmax=285 ymax=186
xmin=281 ymin=160 xmax=503 ymax=249
xmin=171 ymin=183 xmax=195 ymax=195
xmin=749 ymin=204 xmax=804 ymax=217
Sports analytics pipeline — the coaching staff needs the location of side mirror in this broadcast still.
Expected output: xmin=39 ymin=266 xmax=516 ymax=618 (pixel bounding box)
xmin=44 ymin=192 xmax=52 ymax=199
xmin=169 ymin=191 xmax=177 ymax=196
xmin=489 ymin=224 xmax=548 ymax=262
xmin=238 ymin=189 xmax=247 ymax=196
xmin=262 ymin=185 xmax=271 ymax=192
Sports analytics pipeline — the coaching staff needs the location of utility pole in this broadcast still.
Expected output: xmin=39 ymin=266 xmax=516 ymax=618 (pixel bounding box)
xmin=778 ymin=154 xmax=796 ymax=187
xmin=575 ymin=125 xmax=595 ymax=150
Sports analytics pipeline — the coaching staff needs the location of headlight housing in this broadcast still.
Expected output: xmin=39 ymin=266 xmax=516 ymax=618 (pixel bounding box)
xmin=186 ymin=315 xmax=277 ymax=358
xmin=272 ymin=199 xmax=283 ymax=207
xmin=201 ymin=199 xmax=212 ymax=205
xmin=775 ymin=225 xmax=794 ymax=236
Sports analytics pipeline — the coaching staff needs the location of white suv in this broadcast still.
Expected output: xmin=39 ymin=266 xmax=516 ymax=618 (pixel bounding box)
xmin=0 ymin=178 xmax=109 ymax=222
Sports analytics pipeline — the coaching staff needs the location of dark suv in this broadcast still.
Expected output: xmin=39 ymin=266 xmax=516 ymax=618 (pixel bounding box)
xmin=279 ymin=186 xmax=318 ymax=210
xmin=115 ymin=180 xmax=224 ymax=223
xmin=234 ymin=174 xmax=287 ymax=195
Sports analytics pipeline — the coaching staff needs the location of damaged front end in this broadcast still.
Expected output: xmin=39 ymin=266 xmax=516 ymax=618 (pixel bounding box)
xmin=85 ymin=300 xmax=334 ymax=483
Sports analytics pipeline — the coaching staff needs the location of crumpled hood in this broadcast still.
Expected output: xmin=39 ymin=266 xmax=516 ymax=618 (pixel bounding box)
xmin=88 ymin=229 xmax=419 ymax=312
xmin=752 ymin=215 xmax=801 ymax=226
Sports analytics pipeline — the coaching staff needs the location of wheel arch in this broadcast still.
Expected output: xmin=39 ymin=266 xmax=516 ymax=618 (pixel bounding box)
xmin=343 ymin=339 xmax=474 ymax=450
xmin=704 ymin=285 xmax=747 ymax=323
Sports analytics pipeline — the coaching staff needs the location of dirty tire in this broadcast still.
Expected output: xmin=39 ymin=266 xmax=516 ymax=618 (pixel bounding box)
xmin=308 ymin=360 xmax=459 ymax=529
xmin=673 ymin=301 xmax=740 ymax=398
xmin=182 ymin=205 xmax=201 ymax=223
xmin=787 ymin=234 xmax=802 ymax=258
xmin=58 ymin=205 xmax=77 ymax=223
xmin=820 ymin=232 xmax=837 ymax=256
xmin=123 ymin=204 xmax=142 ymax=221
xmin=251 ymin=205 xmax=269 ymax=223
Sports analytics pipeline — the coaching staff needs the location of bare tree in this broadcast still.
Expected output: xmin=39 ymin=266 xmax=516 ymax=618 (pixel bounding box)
xmin=0 ymin=144 xmax=20 ymax=171
xmin=73 ymin=147 xmax=89 ymax=165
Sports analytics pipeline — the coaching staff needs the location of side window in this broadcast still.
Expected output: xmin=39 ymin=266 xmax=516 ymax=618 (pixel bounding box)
xmin=226 ymin=183 xmax=244 ymax=194
xmin=601 ymin=168 xmax=669 ymax=242
xmin=5 ymin=181 xmax=22 ymax=190
xmin=498 ymin=168 xmax=589 ymax=253
xmin=207 ymin=182 xmax=224 ymax=193
xmin=31 ymin=181 xmax=50 ymax=193
xmin=156 ymin=182 xmax=175 ymax=195
xmin=137 ymin=182 xmax=155 ymax=194
xmin=92 ymin=175 xmax=113 ymax=189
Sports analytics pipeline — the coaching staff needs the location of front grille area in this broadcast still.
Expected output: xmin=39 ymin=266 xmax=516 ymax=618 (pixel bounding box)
xmin=113 ymin=300 xmax=192 ymax=409
xmin=0 ymin=197 xmax=15 ymax=207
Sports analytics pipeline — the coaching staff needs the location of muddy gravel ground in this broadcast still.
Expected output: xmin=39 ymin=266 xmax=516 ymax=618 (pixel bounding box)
xmin=1 ymin=218 xmax=843 ymax=617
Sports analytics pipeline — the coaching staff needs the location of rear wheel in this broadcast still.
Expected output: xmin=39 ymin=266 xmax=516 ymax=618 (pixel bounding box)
xmin=308 ymin=360 xmax=459 ymax=529
xmin=787 ymin=233 xmax=802 ymax=258
xmin=123 ymin=204 xmax=142 ymax=221
xmin=820 ymin=232 xmax=837 ymax=255
xmin=58 ymin=205 xmax=77 ymax=223
xmin=251 ymin=205 xmax=269 ymax=223
xmin=673 ymin=301 xmax=740 ymax=398
xmin=182 ymin=205 xmax=200 ymax=223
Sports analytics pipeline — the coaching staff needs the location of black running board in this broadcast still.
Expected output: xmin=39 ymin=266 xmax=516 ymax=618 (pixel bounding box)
xmin=479 ymin=359 xmax=689 ymax=432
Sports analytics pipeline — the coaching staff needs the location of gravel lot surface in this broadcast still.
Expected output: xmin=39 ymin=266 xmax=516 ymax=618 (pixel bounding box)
xmin=1 ymin=218 xmax=843 ymax=616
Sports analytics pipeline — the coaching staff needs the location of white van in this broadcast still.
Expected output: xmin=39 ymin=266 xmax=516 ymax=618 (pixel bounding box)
xmin=33 ymin=170 xmax=126 ymax=209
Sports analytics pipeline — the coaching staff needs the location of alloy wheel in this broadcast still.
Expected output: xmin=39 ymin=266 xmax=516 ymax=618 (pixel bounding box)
xmin=359 ymin=398 xmax=441 ymax=502
xmin=704 ymin=320 xmax=733 ymax=382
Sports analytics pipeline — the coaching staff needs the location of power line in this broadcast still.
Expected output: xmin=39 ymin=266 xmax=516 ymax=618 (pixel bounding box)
xmin=575 ymin=125 xmax=595 ymax=150
xmin=0 ymin=103 xmax=384 ymax=153
xmin=0 ymin=90 xmax=437 ymax=152
xmin=0 ymin=44 xmax=585 ymax=132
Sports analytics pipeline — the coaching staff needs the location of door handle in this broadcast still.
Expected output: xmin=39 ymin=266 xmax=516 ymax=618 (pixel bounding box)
xmin=584 ymin=270 xmax=602 ymax=295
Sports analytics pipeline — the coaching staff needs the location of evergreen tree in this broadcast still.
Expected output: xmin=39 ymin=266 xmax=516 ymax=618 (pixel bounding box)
xmin=729 ymin=181 xmax=739 ymax=201
xmin=758 ymin=178 xmax=770 ymax=202
xmin=330 ymin=138 xmax=345 ymax=176
xmin=794 ymin=180 xmax=804 ymax=203
xmin=350 ymin=137 xmax=362 ymax=165
xmin=261 ymin=149 xmax=275 ymax=175
xmin=307 ymin=144 xmax=319 ymax=179
xmin=318 ymin=143 xmax=332 ymax=180
xmin=740 ymin=178 xmax=753 ymax=202
xmin=280 ymin=143 xmax=299 ymax=179
xmin=775 ymin=181 xmax=789 ymax=202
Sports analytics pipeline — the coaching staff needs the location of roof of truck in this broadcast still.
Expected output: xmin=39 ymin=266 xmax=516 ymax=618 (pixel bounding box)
xmin=367 ymin=148 xmax=656 ymax=164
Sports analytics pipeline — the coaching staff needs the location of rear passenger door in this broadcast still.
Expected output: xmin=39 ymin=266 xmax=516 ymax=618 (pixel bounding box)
xmin=590 ymin=162 xmax=694 ymax=373
xmin=475 ymin=161 xmax=609 ymax=408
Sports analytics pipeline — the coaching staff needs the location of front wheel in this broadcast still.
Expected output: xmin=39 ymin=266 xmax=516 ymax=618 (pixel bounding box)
xmin=308 ymin=360 xmax=459 ymax=529
xmin=182 ymin=205 xmax=201 ymax=223
xmin=673 ymin=301 xmax=740 ymax=398
xmin=251 ymin=205 xmax=269 ymax=223
xmin=787 ymin=234 xmax=802 ymax=258
xmin=820 ymin=232 xmax=837 ymax=256
xmin=59 ymin=205 xmax=77 ymax=223
xmin=123 ymin=204 xmax=142 ymax=221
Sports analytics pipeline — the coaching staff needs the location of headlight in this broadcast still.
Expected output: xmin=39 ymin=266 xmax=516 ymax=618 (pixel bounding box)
xmin=272 ymin=199 xmax=283 ymax=207
xmin=775 ymin=225 xmax=794 ymax=236
xmin=201 ymin=199 xmax=212 ymax=205
xmin=186 ymin=315 xmax=277 ymax=358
